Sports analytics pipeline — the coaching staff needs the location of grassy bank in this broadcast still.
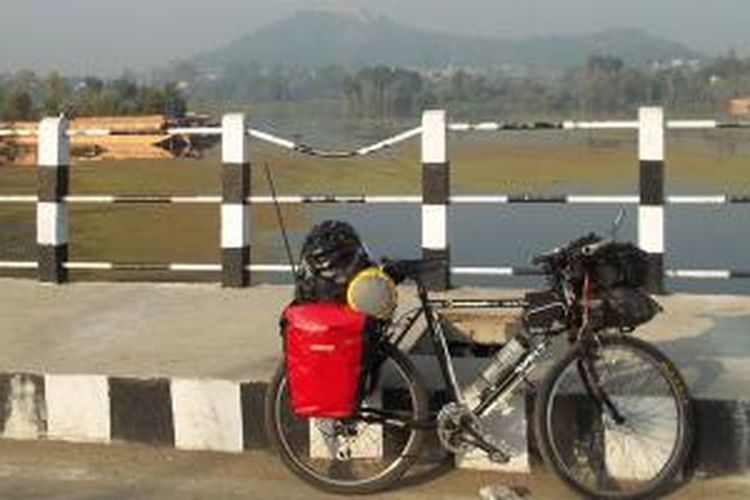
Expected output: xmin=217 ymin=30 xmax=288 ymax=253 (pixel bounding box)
xmin=2 ymin=132 xmax=750 ymax=276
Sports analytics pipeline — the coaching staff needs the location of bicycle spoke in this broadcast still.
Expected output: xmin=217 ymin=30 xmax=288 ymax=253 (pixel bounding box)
xmin=267 ymin=345 xmax=427 ymax=493
xmin=539 ymin=336 xmax=691 ymax=499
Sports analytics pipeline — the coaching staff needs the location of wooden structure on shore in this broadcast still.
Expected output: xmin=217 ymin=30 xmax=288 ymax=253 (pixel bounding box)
xmin=729 ymin=97 xmax=750 ymax=118
xmin=0 ymin=114 xmax=218 ymax=164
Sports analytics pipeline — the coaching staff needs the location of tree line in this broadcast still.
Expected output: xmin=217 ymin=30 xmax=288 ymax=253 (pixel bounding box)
xmin=171 ymin=52 xmax=750 ymax=119
xmin=344 ymin=53 xmax=750 ymax=118
xmin=0 ymin=71 xmax=187 ymax=121
xmin=4 ymin=52 xmax=750 ymax=122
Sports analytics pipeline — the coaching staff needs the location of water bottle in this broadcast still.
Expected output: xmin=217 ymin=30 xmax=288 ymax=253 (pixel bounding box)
xmin=462 ymin=337 xmax=527 ymax=410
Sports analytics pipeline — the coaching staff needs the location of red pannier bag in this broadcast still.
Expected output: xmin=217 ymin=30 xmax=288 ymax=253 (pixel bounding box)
xmin=283 ymin=302 xmax=367 ymax=418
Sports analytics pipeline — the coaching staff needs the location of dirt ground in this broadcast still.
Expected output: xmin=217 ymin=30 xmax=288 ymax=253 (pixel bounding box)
xmin=0 ymin=440 xmax=747 ymax=500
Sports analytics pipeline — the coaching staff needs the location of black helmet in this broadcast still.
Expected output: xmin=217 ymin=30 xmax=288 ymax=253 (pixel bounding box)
xmin=300 ymin=220 xmax=364 ymax=280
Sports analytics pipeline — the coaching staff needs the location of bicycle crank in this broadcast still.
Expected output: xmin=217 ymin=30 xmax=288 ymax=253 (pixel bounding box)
xmin=436 ymin=403 xmax=516 ymax=463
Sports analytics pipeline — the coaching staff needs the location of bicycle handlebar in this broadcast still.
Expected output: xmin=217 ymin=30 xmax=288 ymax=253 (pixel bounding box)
xmin=531 ymin=234 xmax=612 ymax=274
xmin=580 ymin=239 xmax=612 ymax=256
xmin=531 ymin=248 xmax=564 ymax=267
xmin=381 ymin=257 xmax=446 ymax=284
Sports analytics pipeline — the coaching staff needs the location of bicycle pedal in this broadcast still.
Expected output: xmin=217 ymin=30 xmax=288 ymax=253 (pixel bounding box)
xmin=489 ymin=451 xmax=511 ymax=464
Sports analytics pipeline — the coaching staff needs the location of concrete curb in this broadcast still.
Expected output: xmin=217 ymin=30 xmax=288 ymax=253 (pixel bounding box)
xmin=0 ymin=373 xmax=267 ymax=451
xmin=0 ymin=371 xmax=747 ymax=475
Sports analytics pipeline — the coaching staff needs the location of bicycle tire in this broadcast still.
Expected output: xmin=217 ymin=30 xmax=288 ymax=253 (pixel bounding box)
xmin=264 ymin=342 xmax=429 ymax=494
xmin=534 ymin=335 xmax=693 ymax=499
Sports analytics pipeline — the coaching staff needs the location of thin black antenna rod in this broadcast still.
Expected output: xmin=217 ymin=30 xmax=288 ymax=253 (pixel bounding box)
xmin=610 ymin=207 xmax=626 ymax=240
xmin=263 ymin=163 xmax=297 ymax=276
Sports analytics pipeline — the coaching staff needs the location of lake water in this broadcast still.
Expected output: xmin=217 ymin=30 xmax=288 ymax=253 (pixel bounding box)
xmin=252 ymin=202 xmax=750 ymax=295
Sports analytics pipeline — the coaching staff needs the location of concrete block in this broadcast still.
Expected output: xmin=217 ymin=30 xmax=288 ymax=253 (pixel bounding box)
xmin=46 ymin=374 xmax=109 ymax=442
xmin=0 ymin=374 xmax=46 ymax=439
xmin=171 ymin=378 xmax=242 ymax=452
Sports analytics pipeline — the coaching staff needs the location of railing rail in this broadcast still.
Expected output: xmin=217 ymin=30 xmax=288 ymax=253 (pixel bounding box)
xmin=2 ymin=107 xmax=750 ymax=292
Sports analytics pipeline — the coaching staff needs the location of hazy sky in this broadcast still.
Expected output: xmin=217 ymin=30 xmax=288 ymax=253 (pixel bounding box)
xmin=1 ymin=0 xmax=748 ymax=75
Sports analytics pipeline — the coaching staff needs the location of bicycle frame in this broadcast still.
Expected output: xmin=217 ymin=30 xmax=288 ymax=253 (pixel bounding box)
xmin=383 ymin=279 xmax=549 ymax=420
xmin=379 ymin=270 xmax=609 ymax=426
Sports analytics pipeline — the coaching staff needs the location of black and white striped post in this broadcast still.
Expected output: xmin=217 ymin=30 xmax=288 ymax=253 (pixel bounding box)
xmin=37 ymin=117 xmax=69 ymax=283
xmin=221 ymin=114 xmax=251 ymax=288
xmin=421 ymin=109 xmax=450 ymax=291
xmin=638 ymin=107 xmax=666 ymax=294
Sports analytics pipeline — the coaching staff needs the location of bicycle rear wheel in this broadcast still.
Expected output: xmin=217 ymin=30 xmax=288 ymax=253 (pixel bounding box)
xmin=535 ymin=335 xmax=693 ymax=499
xmin=264 ymin=342 xmax=429 ymax=494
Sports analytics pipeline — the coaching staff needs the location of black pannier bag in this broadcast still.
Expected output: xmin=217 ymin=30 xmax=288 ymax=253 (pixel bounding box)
xmin=295 ymin=220 xmax=374 ymax=302
xmin=564 ymin=235 xmax=650 ymax=292
xmin=590 ymin=242 xmax=650 ymax=289
xmin=565 ymin=236 xmax=659 ymax=330
xmin=590 ymin=288 xmax=661 ymax=330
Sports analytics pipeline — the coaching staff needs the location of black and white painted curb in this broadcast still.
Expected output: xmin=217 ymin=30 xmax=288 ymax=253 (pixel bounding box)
xmin=0 ymin=371 xmax=747 ymax=475
xmin=0 ymin=373 xmax=266 ymax=451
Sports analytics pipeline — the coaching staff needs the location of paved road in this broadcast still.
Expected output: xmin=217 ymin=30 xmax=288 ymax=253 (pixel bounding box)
xmin=1 ymin=279 xmax=750 ymax=398
xmin=0 ymin=440 xmax=747 ymax=499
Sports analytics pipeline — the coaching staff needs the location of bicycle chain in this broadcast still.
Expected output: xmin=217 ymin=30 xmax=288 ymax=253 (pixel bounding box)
xmin=436 ymin=403 xmax=517 ymax=461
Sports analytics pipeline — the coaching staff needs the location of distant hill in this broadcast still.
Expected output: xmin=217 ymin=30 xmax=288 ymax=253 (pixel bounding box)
xmin=192 ymin=10 xmax=702 ymax=70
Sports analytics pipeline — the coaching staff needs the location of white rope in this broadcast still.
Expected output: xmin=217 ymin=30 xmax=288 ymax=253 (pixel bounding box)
xmin=450 ymin=195 xmax=641 ymax=204
xmin=563 ymin=121 xmax=639 ymax=130
xmin=64 ymin=262 xmax=113 ymax=270
xmin=0 ymin=129 xmax=35 ymax=137
xmin=0 ymin=261 xmax=37 ymax=269
xmin=666 ymin=269 xmax=732 ymax=279
xmin=365 ymin=195 xmax=422 ymax=204
xmin=62 ymin=262 xmax=222 ymax=271
xmin=166 ymin=127 xmax=221 ymax=136
xmin=64 ymin=195 xmax=115 ymax=203
xmin=356 ymin=126 xmax=422 ymax=155
xmin=667 ymin=195 xmax=727 ymax=204
xmin=68 ymin=129 xmax=112 ymax=137
xmin=248 ymin=125 xmax=421 ymax=158
xmin=7 ymin=192 xmax=750 ymax=206
xmin=249 ymin=196 xmax=305 ymax=204
xmin=667 ymin=120 xmax=718 ymax=129
xmin=62 ymin=195 xmax=222 ymax=204
xmin=248 ymin=264 xmax=294 ymax=272
xmin=0 ymin=259 xmax=743 ymax=280
xmin=567 ymin=195 xmax=640 ymax=204
xmin=171 ymin=196 xmax=222 ymax=204
xmin=247 ymin=128 xmax=297 ymax=150
xmin=5 ymin=117 xmax=749 ymax=142
xmin=451 ymin=195 xmax=510 ymax=204
xmin=169 ymin=263 xmax=221 ymax=272
xmin=0 ymin=195 xmax=36 ymax=204
xmin=248 ymin=195 xmax=422 ymax=204
xmin=451 ymin=267 xmax=515 ymax=276
xmin=5 ymin=193 xmax=750 ymax=206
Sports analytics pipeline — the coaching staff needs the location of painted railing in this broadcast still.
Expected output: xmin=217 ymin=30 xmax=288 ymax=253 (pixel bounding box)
xmin=1 ymin=107 xmax=750 ymax=293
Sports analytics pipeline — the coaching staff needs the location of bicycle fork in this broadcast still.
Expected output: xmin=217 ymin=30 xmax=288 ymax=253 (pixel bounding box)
xmin=576 ymin=344 xmax=627 ymax=425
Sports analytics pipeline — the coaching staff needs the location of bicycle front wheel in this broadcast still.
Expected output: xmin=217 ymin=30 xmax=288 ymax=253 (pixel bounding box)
xmin=535 ymin=335 xmax=693 ymax=499
xmin=264 ymin=342 xmax=429 ymax=495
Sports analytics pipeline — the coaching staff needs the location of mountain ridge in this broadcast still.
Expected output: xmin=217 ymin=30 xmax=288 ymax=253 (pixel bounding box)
xmin=191 ymin=10 xmax=703 ymax=70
